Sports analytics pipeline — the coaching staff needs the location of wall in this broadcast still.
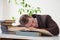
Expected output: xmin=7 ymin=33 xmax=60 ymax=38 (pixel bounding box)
xmin=0 ymin=0 xmax=3 ymax=20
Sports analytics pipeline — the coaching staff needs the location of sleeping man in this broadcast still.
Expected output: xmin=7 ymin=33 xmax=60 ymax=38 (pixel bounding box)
xmin=18 ymin=14 xmax=59 ymax=36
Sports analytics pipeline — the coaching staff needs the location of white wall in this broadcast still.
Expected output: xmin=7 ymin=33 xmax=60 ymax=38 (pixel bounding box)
xmin=3 ymin=0 xmax=10 ymax=20
xmin=0 ymin=0 xmax=3 ymax=20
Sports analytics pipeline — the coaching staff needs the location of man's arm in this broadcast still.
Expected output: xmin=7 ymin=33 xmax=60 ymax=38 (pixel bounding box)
xmin=28 ymin=27 xmax=53 ymax=36
xmin=44 ymin=15 xmax=59 ymax=36
xmin=8 ymin=27 xmax=26 ymax=31
xmin=35 ymin=29 xmax=53 ymax=36
xmin=8 ymin=26 xmax=52 ymax=35
xmin=8 ymin=27 xmax=31 ymax=31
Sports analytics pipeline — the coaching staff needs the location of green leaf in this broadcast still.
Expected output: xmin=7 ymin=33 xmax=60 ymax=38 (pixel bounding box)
xmin=22 ymin=0 xmax=24 ymax=2
xmin=21 ymin=1 xmax=25 ymax=4
xmin=25 ymin=3 xmax=28 ymax=7
xmin=8 ymin=0 xmax=11 ymax=3
xmin=37 ymin=9 xmax=41 ymax=13
xmin=14 ymin=0 xmax=19 ymax=5
xmin=27 ymin=10 xmax=29 ymax=12
xmin=29 ymin=11 xmax=33 ymax=16
xmin=35 ymin=10 xmax=37 ymax=13
xmin=28 ymin=5 xmax=31 ymax=7
xmin=21 ymin=8 xmax=25 ymax=12
xmin=37 ymin=7 xmax=40 ymax=9
xmin=39 ymin=10 xmax=41 ymax=13
xmin=31 ymin=9 xmax=35 ymax=13
xmin=21 ymin=2 xmax=25 ymax=7
xmin=36 ymin=7 xmax=41 ymax=13
xmin=12 ymin=17 xmax=15 ymax=20
xmin=22 ymin=2 xmax=24 ymax=4
xmin=20 ymin=11 xmax=22 ymax=14
xmin=18 ymin=9 xmax=22 ymax=14
xmin=18 ymin=8 xmax=25 ymax=14
xmin=27 ymin=4 xmax=31 ymax=7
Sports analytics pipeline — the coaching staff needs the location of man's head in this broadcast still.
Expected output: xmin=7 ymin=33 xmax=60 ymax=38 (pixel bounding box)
xmin=19 ymin=14 xmax=37 ymax=27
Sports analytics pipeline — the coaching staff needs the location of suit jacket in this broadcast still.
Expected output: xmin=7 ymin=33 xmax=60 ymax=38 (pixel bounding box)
xmin=32 ymin=14 xmax=59 ymax=36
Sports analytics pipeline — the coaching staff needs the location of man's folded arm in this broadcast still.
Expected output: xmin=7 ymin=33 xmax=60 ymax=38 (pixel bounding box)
xmin=45 ymin=15 xmax=59 ymax=36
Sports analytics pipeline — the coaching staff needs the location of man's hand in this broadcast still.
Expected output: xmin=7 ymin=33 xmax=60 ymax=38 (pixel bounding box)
xmin=8 ymin=27 xmax=28 ymax=31
xmin=26 ymin=27 xmax=53 ymax=35
xmin=8 ymin=27 xmax=33 ymax=31
xmin=26 ymin=27 xmax=38 ymax=31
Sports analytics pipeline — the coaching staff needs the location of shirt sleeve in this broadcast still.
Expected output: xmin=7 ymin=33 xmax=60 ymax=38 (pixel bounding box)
xmin=46 ymin=15 xmax=59 ymax=36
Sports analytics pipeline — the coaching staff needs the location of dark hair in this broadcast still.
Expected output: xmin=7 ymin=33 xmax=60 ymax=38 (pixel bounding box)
xmin=19 ymin=14 xmax=30 ymax=25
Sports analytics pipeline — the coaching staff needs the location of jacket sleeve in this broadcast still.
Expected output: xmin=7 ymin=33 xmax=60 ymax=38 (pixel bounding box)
xmin=46 ymin=15 xmax=59 ymax=36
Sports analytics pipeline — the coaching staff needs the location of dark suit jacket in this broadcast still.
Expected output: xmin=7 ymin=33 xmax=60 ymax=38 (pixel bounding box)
xmin=32 ymin=14 xmax=59 ymax=36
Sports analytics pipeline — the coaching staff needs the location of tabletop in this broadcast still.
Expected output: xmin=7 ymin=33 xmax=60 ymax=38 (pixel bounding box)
xmin=0 ymin=33 xmax=60 ymax=40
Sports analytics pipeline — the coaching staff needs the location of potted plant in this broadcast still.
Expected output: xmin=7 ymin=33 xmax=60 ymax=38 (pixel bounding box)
xmin=8 ymin=0 xmax=41 ymax=20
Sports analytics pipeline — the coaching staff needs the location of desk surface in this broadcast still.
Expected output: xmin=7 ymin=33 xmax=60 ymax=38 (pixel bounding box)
xmin=0 ymin=33 xmax=60 ymax=40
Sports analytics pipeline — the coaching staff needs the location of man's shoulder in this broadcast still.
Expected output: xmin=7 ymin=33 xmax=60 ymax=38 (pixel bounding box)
xmin=32 ymin=14 xmax=51 ymax=16
xmin=32 ymin=14 xmax=51 ymax=19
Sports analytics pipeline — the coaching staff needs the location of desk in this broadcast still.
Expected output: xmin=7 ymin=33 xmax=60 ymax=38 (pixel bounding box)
xmin=0 ymin=33 xmax=60 ymax=40
xmin=0 ymin=20 xmax=60 ymax=40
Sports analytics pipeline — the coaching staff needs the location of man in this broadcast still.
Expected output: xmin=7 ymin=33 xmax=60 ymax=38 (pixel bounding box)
xmin=19 ymin=14 xmax=59 ymax=36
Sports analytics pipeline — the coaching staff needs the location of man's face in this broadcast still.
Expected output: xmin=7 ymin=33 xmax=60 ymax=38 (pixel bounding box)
xmin=25 ymin=17 xmax=37 ymax=28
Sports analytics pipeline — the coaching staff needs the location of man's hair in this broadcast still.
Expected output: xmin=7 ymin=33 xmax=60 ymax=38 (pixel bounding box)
xmin=19 ymin=14 xmax=30 ymax=25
